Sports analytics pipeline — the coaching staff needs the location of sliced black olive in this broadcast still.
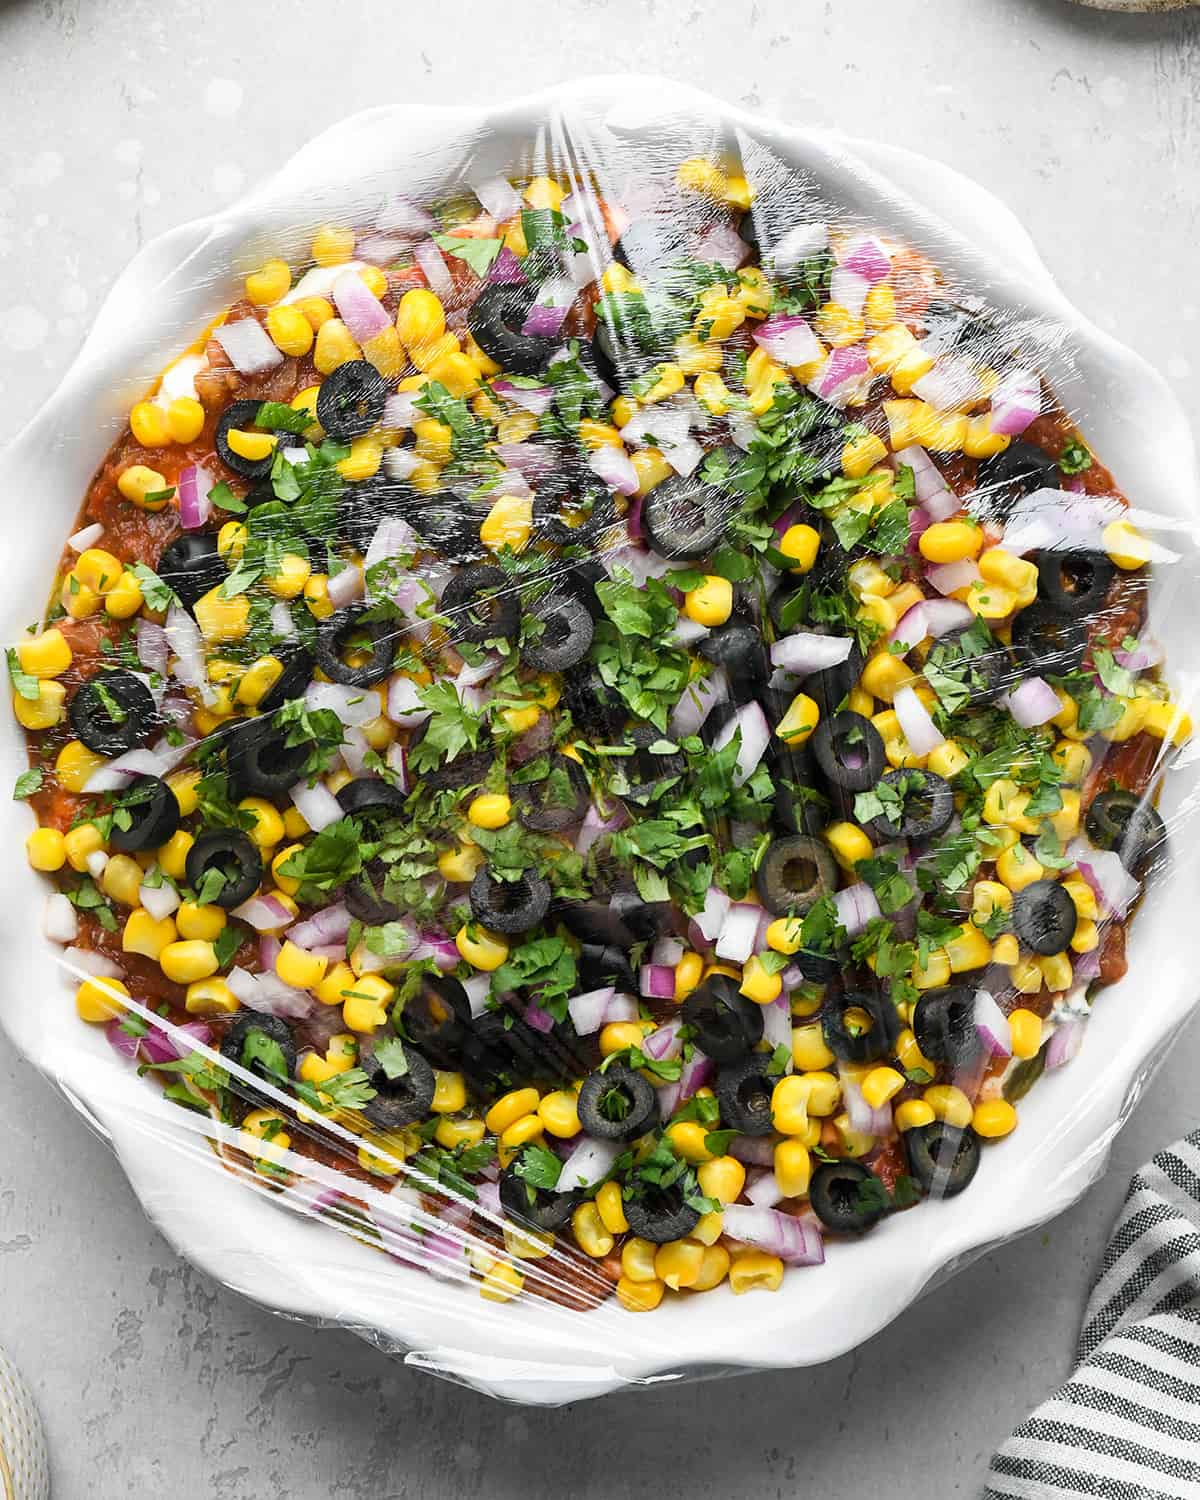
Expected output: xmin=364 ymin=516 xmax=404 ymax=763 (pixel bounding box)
xmin=698 ymin=624 xmax=770 ymax=702
xmin=623 ymin=721 xmax=687 ymax=802
xmin=405 ymin=722 xmax=492 ymax=793
xmin=156 ymin=533 xmax=225 ymax=611
xmin=313 ymin=607 xmax=395 ymax=688
xmin=905 ymin=1122 xmax=980 ymax=1199
xmin=335 ymin=776 xmax=407 ymax=819
xmin=921 ymin=296 xmax=989 ymax=350
xmin=560 ymin=664 xmax=627 ymax=740
xmin=521 ymin=592 xmax=594 ymax=673
xmin=866 ymin=769 xmax=955 ymax=842
xmin=821 ymin=987 xmax=902 ymax=1064
xmin=215 ymin=399 xmax=272 ymax=480
xmin=336 ymin=474 xmax=406 ymax=552
xmin=68 ymin=671 xmax=158 ymax=757
xmin=315 ymin=359 xmax=387 ymax=440
xmin=1085 ymin=789 xmax=1168 ymax=877
xmin=791 ymin=948 xmax=841 ymax=983
xmin=1036 ymin=551 xmax=1115 ymax=618
xmin=361 ymin=1045 xmax=436 ymax=1130
xmin=912 ymin=985 xmax=979 ymax=1066
xmin=467 ymin=282 xmax=552 ymax=377
xmin=680 ymin=974 xmax=764 ymax=1064
xmin=405 ymin=490 xmax=489 ymax=565
xmin=769 ymin=743 xmax=828 ymax=837
xmin=499 ymin=1158 xmax=582 ymax=1232
xmin=974 ymin=439 xmax=1060 ymax=524
xmin=440 ymin=563 xmax=521 ymax=645
xmin=513 ymin=756 xmax=590 ymax=832
xmin=922 ymin=624 xmax=1011 ymax=706
xmin=226 ymin=715 xmax=310 ymax=800
xmin=623 ymin=1183 xmax=701 ymax=1245
xmin=255 ymin=643 xmax=314 ymax=715
xmin=343 ymin=859 xmax=404 ymax=925
xmin=810 ymin=1160 xmax=886 ymax=1234
xmin=397 ymin=974 xmax=471 ymax=1068
xmin=108 ymin=776 xmax=180 ymax=853
xmin=185 ymin=828 xmax=263 ymax=910
xmin=532 ymin=473 xmax=618 ymax=548
xmin=220 ymin=1013 xmax=296 ymax=1086
xmin=640 ymin=452 xmax=739 ymax=561
xmin=1011 ymin=877 xmax=1081 ymax=956
xmin=457 ymin=1011 xmax=516 ymax=1093
xmin=715 ymin=1055 xmax=775 ymax=1136
xmin=578 ymin=942 xmax=637 ymax=994
xmin=555 ymin=557 xmax=609 ymax=622
xmin=577 ymin=1065 xmax=660 ymax=1141
xmin=811 ymin=711 xmax=885 ymax=793
xmin=560 ymin=898 xmax=638 ymax=951
xmin=803 ymin=637 xmax=865 ymax=719
xmin=469 ymin=866 xmax=551 ymax=935
xmin=756 ymin=834 xmax=838 ymax=916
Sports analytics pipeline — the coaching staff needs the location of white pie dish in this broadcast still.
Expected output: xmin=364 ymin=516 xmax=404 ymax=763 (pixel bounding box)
xmin=1 ymin=75 xmax=1198 ymax=1405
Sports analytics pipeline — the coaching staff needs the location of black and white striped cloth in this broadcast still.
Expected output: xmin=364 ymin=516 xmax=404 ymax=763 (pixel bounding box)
xmin=986 ymin=1133 xmax=1200 ymax=1499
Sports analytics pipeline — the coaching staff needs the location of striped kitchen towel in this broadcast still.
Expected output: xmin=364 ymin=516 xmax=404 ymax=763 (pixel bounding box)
xmin=986 ymin=1133 xmax=1200 ymax=1499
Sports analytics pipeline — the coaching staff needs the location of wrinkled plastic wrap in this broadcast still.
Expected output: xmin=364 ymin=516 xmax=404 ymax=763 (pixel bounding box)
xmin=3 ymin=79 xmax=1200 ymax=1404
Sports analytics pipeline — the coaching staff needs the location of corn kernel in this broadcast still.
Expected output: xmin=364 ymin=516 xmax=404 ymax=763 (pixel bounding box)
xmin=245 ymin=258 xmax=292 ymax=305
xmin=776 ymin=692 xmax=819 ymax=745
xmin=895 ymin=1099 xmax=936 ymax=1132
xmin=596 ymin=1179 xmax=629 ymax=1235
xmin=729 ymin=1250 xmax=784 ymax=1295
xmin=160 ymin=939 xmax=219 ymax=984
xmin=75 ymin=976 xmax=129 ymax=1024
xmin=684 ymin=575 xmax=734 ymax=628
xmin=972 ymin=1099 xmax=1017 ymax=1138
xmin=923 ymin=1084 xmax=973 ymax=1129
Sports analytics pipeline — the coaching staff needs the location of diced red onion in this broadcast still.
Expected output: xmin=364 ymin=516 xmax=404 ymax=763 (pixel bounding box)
xmin=809 ymin=344 xmax=870 ymax=406
xmin=990 ymin=367 xmax=1041 ymax=437
xmin=833 ymin=882 xmax=880 ymax=938
xmin=839 ymin=1066 xmax=892 ymax=1137
xmin=642 ymin=1019 xmax=683 ymax=1062
xmin=85 ymin=849 xmax=108 ymax=878
xmin=135 ymin=618 xmax=169 ymax=677
xmin=44 ymin=893 xmax=78 ymax=944
xmin=894 ymin=684 xmax=945 ymax=755
xmin=770 ymin=222 xmax=829 ymax=273
xmin=68 ymin=521 xmax=104 ymax=552
xmin=138 ymin=877 xmax=180 ymax=922
xmin=227 ymin=965 xmax=314 ymax=1020
xmin=1115 ymin=638 xmax=1164 ymax=672
xmin=721 ymin=1203 xmax=825 ymax=1266
xmin=364 ymin=516 xmax=418 ymax=574
xmin=752 ymin=315 xmax=823 ymax=369
xmin=494 ymin=440 xmax=557 ymax=478
xmin=829 ymin=265 xmax=869 ymax=318
xmin=383 ymin=391 xmax=420 ymax=430
xmin=164 ymin=604 xmax=214 ymax=705
xmin=139 ymin=1019 xmax=213 ymax=1066
xmin=605 ymin=994 xmax=639 ymax=1023
xmin=413 ymin=239 xmax=453 ymax=300
xmin=711 ymin=700 xmax=770 ymax=788
xmin=678 ymin=1051 xmax=714 ymax=1103
xmin=888 ymin=598 xmax=973 ymax=652
xmin=326 ymin=564 xmax=365 ymax=610
xmin=671 ymin=617 xmax=711 ymax=647
xmin=716 ymin=901 xmax=761 ymax=964
xmin=694 ymin=884 xmax=731 ymax=945
xmin=893 ymin=445 xmax=958 ymax=520
xmin=651 ymin=935 xmax=685 ymax=968
xmin=214 ymin=317 xmax=282 ymax=375
xmin=521 ymin=287 xmax=573 ymax=339
xmin=638 ymin=964 xmax=676 ymax=1002
xmin=729 ymin=1134 xmax=775 ymax=1167
xmin=175 ymin=464 xmax=213 ymax=531
xmin=974 ymin=987 xmax=1013 ymax=1058
xmin=567 ymin=986 xmax=616 ymax=1036
xmin=1067 ymin=839 xmax=1141 ymax=919
xmin=696 ymin=220 xmax=752 ymax=270
xmin=841 ymin=234 xmax=891 ymax=283
xmin=289 ymin=779 xmax=343 ymax=833
xmin=304 ymin=680 xmax=377 ymax=728
xmin=472 ymin=175 xmax=522 ymax=220
xmin=746 ymin=1169 xmax=785 ymax=1208
xmin=487 ymin=247 xmax=526 ymax=284
xmin=82 ymin=747 xmax=170 ymax=793
xmin=332 ymin=270 xmax=390 ymax=344
xmin=762 ymin=996 xmax=793 ymax=1060
xmin=769 ymin=632 xmax=852 ymax=676
xmin=492 ymin=378 xmax=554 ymax=416
xmin=556 ymin=1137 xmax=623 ymax=1193
xmin=669 ymin=665 xmax=729 ymax=739
xmin=926 ymin=559 xmax=981 ymax=596
xmin=522 ymin=1000 xmax=555 ymax=1035
xmin=1000 ymin=676 xmax=1060 ymax=728
xmin=575 ymin=799 xmax=628 ymax=855
xmin=232 ymin=891 xmax=295 ymax=934
xmin=1046 ymin=1017 xmax=1085 ymax=1069
xmin=912 ymin=355 xmax=981 ymax=413
xmin=105 ymin=1018 xmax=141 ymax=1062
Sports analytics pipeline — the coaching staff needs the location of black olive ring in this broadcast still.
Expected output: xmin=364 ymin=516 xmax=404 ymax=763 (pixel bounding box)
xmin=67 ymin=671 xmax=158 ymax=758
xmin=184 ymin=828 xmax=264 ymax=910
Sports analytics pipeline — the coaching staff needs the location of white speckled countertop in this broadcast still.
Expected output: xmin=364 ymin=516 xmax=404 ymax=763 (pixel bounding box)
xmin=2 ymin=0 xmax=1199 ymax=1492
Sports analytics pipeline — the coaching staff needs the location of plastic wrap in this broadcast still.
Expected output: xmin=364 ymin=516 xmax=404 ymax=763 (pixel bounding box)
xmin=2 ymin=78 xmax=1200 ymax=1404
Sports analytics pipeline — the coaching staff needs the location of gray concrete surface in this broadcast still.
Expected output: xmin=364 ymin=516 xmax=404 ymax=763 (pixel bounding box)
xmin=1 ymin=0 xmax=1199 ymax=1494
